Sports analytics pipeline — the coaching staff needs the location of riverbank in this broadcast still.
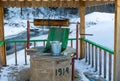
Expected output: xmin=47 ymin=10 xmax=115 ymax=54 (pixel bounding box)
xmin=6 ymin=29 xmax=49 ymax=55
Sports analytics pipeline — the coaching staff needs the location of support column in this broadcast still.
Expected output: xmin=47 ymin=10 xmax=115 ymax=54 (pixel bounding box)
xmin=114 ymin=0 xmax=120 ymax=81
xmin=0 ymin=7 xmax=6 ymax=66
xmin=80 ymin=1 xmax=85 ymax=59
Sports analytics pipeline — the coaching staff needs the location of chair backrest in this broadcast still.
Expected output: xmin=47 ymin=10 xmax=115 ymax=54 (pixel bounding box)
xmin=45 ymin=28 xmax=69 ymax=51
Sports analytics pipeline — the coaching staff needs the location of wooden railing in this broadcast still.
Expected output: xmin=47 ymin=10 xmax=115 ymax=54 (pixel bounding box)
xmin=5 ymin=39 xmax=47 ymax=65
xmin=82 ymin=38 xmax=114 ymax=81
xmin=4 ymin=38 xmax=76 ymax=65
xmin=0 ymin=38 xmax=114 ymax=81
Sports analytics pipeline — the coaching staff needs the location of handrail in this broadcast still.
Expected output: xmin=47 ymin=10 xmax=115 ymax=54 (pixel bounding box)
xmin=81 ymin=38 xmax=114 ymax=54
xmin=4 ymin=38 xmax=77 ymax=43
xmin=4 ymin=39 xmax=47 ymax=43
xmin=0 ymin=38 xmax=114 ymax=54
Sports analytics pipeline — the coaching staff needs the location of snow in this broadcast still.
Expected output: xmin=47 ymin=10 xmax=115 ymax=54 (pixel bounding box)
xmin=86 ymin=12 xmax=114 ymax=50
xmin=4 ymin=19 xmax=27 ymax=38
xmin=4 ymin=26 xmax=26 ymax=37
xmin=75 ymin=60 xmax=90 ymax=81
xmin=0 ymin=12 xmax=114 ymax=81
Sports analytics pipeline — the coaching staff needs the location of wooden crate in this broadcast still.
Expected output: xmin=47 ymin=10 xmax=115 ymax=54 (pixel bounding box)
xmin=30 ymin=54 xmax=72 ymax=81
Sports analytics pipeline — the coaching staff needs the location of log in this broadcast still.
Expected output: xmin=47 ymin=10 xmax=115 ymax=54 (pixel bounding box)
xmin=34 ymin=19 xmax=70 ymax=26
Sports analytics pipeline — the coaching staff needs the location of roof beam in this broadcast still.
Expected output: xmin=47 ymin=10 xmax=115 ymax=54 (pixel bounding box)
xmin=85 ymin=1 xmax=114 ymax=7
xmin=0 ymin=0 xmax=115 ymax=8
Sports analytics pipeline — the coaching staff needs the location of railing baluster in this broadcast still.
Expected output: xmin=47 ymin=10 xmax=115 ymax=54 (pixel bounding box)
xmin=24 ymin=42 xmax=27 ymax=65
xmin=95 ymin=47 xmax=98 ymax=71
xmin=14 ymin=42 xmax=17 ymax=66
xmin=85 ymin=42 xmax=87 ymax=62
xmin=43 ymin=41 xmax=45 ymax=46
xmin=88 ymin=43 xmax=90 ymax=65
xmin=99 ymin=49 xmax=102 ymax=75
xmin=92 ymin=44 xmax=94 ymax=67
xmin=34 ymin=42 xmax=36 ymax=48
xmin=109 ymin=54 xmax=112 ymax=81
xmin=71 ymin=40 xmax=73 ymax=48
xmin=104 ymin=51 xmax=107 ymax=78
xmin=5 ymin=38 xmax=114 ymax=81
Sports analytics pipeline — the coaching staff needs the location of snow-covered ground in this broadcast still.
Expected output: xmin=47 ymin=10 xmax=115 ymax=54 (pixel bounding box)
xmin=86 ymin=12 xmax=114 ymax=50
xmin=0 ymin=12 xmax=114 ymax=81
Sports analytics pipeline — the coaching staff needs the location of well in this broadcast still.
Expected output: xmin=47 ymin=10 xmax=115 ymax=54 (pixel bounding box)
xmin=30 ymin=53 xmax=72 ymax=81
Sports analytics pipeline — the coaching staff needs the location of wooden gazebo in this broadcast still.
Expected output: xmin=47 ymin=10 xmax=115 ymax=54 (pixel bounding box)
xmin=0 ymin=0 xmax=120 ymax=81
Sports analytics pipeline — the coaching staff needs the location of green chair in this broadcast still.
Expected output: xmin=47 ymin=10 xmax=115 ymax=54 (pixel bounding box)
xmin=40 ymin=28 xmax=70 ymax=53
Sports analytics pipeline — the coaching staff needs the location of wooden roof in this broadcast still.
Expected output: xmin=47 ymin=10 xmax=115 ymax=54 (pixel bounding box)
xmin=0 ymin=0 xmax=114 ymax=8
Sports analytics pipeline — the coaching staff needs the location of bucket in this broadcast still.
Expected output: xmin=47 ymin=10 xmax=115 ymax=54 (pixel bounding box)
xmin=50 ymin=41 xmax=62 ymax=56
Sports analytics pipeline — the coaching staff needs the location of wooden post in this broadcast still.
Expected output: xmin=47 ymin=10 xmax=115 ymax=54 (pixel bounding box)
xmin=27 ymin=20 xmax=30 ymax=49
xmin=114 ymin=0 xmax=120 ymax=81
xmin=80 ymin=1 xmax=85 ymax=59
xmin=0 ymin=7 xmax=6 ymax=66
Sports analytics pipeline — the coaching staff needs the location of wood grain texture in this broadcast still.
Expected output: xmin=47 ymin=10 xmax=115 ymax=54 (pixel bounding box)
xmin=114 ymin=0 xmax=120 ymax=81
xmin=34 ymin=19 xmax=70 ymax=26
xmin=0 ymin=0 xmax=114 ymax=7
xmin=0 ymin=7 xmax=6 ymax=66
xmin=80 ymin=1 xmax=85 ymax=59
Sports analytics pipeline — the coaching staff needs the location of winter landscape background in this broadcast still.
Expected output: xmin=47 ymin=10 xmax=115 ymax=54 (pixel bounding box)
xmin=0 ymin=3 xmax=115 ymax=81
xmin=4 ymin=3 xmax=114 ymax=55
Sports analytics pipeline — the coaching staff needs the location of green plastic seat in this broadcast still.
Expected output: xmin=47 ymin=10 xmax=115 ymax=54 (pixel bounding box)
xmin=39 ymin=28 xmax=69 ymax=53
